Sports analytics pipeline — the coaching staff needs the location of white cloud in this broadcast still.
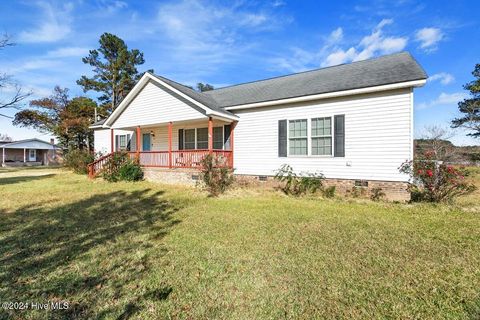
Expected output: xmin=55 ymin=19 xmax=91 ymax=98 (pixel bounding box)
xmin=46 ymin=47 xmax=90 ymax=58
xmin=328 ymin=27 xmax=343 ymax=44
xmin=19 ymin=1 xmax=73 ymax=43
xmin=415 ymin=27 xmax=444 ymax=52
xmin=155 ymin=0 xmax=289 ymax=77
xmin=417 ymin=92 xmax=468 ymax=109
xmin=322 ymin=19 xmax=408 ymax=66
xmin=428 ymin=72 xmax=454 ymax=85
xmin=271 ymin=19 xmax=407 ymax=72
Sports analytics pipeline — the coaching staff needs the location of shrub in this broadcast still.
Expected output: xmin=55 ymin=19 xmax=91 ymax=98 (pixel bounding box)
xmin=64 ymin=148 xmax=95 ymax=174
xmin=199 ymin=154 xmax=234 ymax=196
xmin=348 ymin=186 xmax=367 ymax=198
xmin=370 ymin=187 xmax=386 ymax=201
xmin=322 ymin=186 xmax=336 ymax=198
xmin=274 ymin=164 xmax=325 ymax=196
xmin=399 ymin=151 xmax=476 ymax=203
xmin=103 ymin=152 xmax=143 ymax=182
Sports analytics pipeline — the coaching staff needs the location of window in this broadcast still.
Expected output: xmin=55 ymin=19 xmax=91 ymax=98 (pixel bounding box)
xmin=289 ymin=119 xmax=307 ymax=155
xmin=119 ymin=135 xmax=127 ymax=150
xmin=184 ymin=129 xmax=196 ymax=150
xmin=183 ymin=126 xmax=225 ymax=150
xmin=196 ymin=128 xmax=208 ymax=149
xmin=311 ymin=117 xmax=332 ymax=155
xmin=213 ymin=127 xmax=223 ymax=150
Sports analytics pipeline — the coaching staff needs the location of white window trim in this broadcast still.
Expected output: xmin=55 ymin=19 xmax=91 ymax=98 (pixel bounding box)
xmin=311 ymin=117 xmax=333 ymax=156
xmin=183 ymin=125 xmax=225 ymax=150
xmin=118 ymin=135 xmax=127 ymax=149
xmin=287 ymin=116 xmax=335 ymax=158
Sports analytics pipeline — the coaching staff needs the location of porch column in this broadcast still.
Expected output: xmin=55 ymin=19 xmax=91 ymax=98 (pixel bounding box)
xmin=168 ymin=121 xmax=173 ymax=168
xmin=208 ymin=117 xmax=213 ymax=154
xmin=23 ymin=148 xmax=26 ymax=163
xmin=2 ymin=147 xmax=5 ymax=165
xmin=110 ymin=128 xmax=114 ymax=153
xmin=136 ymin=126 xmax=141 ymax=159
xmin=230 ymin=121 xmax=236 ymax=168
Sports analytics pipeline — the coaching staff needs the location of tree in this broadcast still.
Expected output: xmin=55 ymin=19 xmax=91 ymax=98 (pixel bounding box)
xmin=77 ymin=33 xmax=152 ymax=114
xmin=415 ymin=125 xmax=456 ymax=161
xmin=197 ymin=83 xmax=214 ymax=92
xmin=0 ymin=133 xmax=12 ymax=142
xmin=451 ymin=63 xmax=480 ymax=138
xmin=13 ymin=86 xmax=97 ymax=150
xmin=0 ymin=34 xmax=31 ymax=118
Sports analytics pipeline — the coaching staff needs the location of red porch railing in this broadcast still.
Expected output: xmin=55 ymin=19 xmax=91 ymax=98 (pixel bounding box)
xmin=87 ymin=152 xmax=114 ymax=178
xmin=128 ymin=150 xmax=233 ymax=169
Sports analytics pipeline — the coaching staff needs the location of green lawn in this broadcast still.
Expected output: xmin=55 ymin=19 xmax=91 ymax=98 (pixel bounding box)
xmin=0 ymin=167 xmax=479 ymax=319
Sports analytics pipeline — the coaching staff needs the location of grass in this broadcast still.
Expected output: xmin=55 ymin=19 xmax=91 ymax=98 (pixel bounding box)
xmin=0 ymin=167 xmax=479 ymax=319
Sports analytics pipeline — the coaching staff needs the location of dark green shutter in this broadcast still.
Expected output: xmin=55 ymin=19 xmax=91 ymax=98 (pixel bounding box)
xmin=278 ymin=120 xmax=287 ymax=157
xmin=224 ymin=125 xmax=231 ymax=150
xmin=178 ymin=129 xmax=184 ymax=150
xmin=334 ymin=115 xmax=345 ymax=157
xmin=115 ymin=135 xmax=119 ymax=152
xmin=126 ymin=134 xmax=131 ymax=151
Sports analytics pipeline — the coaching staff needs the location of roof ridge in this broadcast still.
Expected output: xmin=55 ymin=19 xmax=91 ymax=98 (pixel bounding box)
xmin=205 ymin=51 xmax=411 ymax=93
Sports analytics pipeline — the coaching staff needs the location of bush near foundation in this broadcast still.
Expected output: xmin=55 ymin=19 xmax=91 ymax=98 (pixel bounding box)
xmin=102 ymin=152 xmax=143 ymax=182
xmin=199 ymin=154 xmax=234 ymax=196
xmin=399 ymin=151 xmax=476 ymax=203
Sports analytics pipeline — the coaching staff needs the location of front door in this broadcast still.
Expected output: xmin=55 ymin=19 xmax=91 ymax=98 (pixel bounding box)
xmin=28 ymin=149 xmax=36 ymax=161
xmin=142 ymin=134 xmax=151 ymax=151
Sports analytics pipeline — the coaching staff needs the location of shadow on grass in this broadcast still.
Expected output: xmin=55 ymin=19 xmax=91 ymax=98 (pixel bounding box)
xmin=0 ymin=188 xmax=182 ymax=319
xmin=0 ymin=174 xmax=56 ymax=185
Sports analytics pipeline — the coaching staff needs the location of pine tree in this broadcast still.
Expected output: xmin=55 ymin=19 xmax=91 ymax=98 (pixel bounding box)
xmin=452 ymin=64 xmax=480 ymax=138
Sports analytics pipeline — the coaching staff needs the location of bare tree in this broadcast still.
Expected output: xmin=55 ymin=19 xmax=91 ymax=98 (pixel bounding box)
xmin=416 ymin=125 xmax=456 ymax=161
xmin=0 ymin=33 xmax=31 ymax=118
xmin=0 ymin=133 xmax=13 ymax=142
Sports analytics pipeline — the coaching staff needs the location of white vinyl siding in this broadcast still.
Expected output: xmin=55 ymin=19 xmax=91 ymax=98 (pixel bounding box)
xmin=112 ymin=80 xmax=207 ymax=128
xmin=233 ymin=88 xmax=413 ymax=182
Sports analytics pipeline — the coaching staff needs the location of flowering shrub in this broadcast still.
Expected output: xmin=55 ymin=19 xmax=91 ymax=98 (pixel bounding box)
xmin=399 ymin=152 xmax=476 ymax=203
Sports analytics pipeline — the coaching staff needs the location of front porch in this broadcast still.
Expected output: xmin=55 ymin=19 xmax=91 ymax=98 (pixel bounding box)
xmin=89 ymin=117 xmax=235 ymax=178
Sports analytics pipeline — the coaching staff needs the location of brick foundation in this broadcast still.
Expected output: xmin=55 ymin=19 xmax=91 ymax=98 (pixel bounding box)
xmin=142 ymin=168 xmax=410 ymax=202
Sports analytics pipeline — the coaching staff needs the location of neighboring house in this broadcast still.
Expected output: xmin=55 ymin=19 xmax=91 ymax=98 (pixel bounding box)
xmin=0 ymin=138 xmax=61 ymax=167
xmin=90 ymin=52 xmax=427 ymax=200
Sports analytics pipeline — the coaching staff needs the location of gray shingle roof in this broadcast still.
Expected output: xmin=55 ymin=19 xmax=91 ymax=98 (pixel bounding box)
xmin=203 ymin=51 xmax=427 ymax=108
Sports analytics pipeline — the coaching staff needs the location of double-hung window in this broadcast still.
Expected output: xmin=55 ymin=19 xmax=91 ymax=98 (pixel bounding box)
xmin=184 ymin=129 xmax=196 ymax=150
xmin=196 ymin=128 xmax=208 ymax=149
xmin=183 ymin=127 xmax=224 ymax=150
xmin=311 ymin=117 xmax=332 ymax=155
xmin=289 ymin=119 xmax=307 ymax=155
xmin=119 ymin=135 xmax=127 ymax=150
xmin=213 ymin=127 xmax=223 ymax=149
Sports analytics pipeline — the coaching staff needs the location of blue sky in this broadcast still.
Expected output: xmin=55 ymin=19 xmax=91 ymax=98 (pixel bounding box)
xmin=0 ymin=0 xmax=479 ymax=145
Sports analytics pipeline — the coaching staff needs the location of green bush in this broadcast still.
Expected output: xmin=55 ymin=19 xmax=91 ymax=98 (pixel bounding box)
xmin=322 ymin=186 xmax=336 ymax=198
xmin=370 ymin=187 xmax=386 ymax=201
xmin=199 ymin=154 xmax=234 ymax=196
xmin=64 ymin=148 xmax=95 ymax=174
xmin=102 ymin=152 xmax=143 ymax=182
xmin=274 ymin=164 xmax=325 ymax=196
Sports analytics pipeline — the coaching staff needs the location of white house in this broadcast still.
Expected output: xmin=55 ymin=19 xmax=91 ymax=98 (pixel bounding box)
xmin=0 ymin=138 xmax=61 ymax=167
xmin=90 ymin=52 xmax=427 ymax=200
